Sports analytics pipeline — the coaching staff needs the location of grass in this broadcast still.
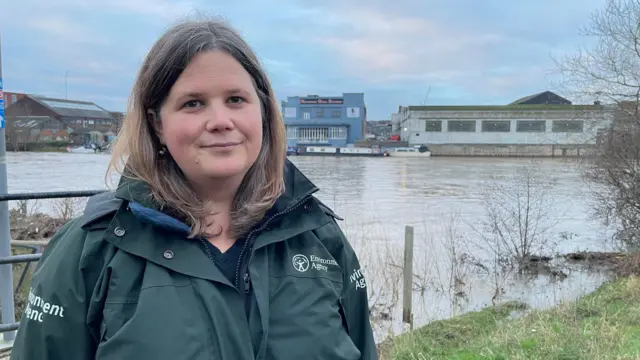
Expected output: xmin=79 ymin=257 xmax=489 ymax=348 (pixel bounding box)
xmin=381 ymin=276 xmax=640 ymax=360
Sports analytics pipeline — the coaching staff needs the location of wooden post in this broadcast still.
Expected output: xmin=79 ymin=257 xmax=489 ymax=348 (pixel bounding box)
xmin=402 ymin=225 xmax=414 ymax=330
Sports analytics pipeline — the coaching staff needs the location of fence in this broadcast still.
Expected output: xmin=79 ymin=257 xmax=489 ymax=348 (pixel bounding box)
xmin=0 ymin=190 xmax=106 ymax=339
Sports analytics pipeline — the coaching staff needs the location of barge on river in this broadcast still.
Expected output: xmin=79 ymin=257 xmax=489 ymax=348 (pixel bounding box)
xmin=288 ymin=146 xmax=385 ymax=157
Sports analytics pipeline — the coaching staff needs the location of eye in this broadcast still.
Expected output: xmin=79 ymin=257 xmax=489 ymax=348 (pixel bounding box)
xmin=182 ymin=100 xmax=203 ymax=109
xmin=227 ymin=96 xmax=245 ymax=105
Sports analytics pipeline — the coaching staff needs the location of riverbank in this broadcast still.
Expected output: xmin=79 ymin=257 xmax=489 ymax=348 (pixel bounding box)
xmin=379 ymin=273 xmax=640 ymax=359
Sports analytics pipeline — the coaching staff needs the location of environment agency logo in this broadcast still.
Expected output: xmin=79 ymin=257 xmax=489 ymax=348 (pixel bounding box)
xmin=292 ymin=254 xmax=310 ymax=272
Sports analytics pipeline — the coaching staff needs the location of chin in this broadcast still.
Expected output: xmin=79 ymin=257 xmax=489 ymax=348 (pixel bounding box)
xmin=201 ymin=160 xmax=251 ymax=179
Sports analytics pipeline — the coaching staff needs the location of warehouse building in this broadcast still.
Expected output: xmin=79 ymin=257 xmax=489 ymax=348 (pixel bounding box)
xmin=390 ymin=91 xmax=612 ymax=156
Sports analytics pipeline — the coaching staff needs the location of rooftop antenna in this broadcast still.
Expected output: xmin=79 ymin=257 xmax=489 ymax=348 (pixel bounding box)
xmin=422 ymin=86 xmax=432 ymax=105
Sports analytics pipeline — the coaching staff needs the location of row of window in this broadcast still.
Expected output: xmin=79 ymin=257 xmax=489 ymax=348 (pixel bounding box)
xmin=423 ymin=120 xmax=584 ymax=133
xmin=301 ymin=110 xmax=341 ymax=120
xmin=286 ymin=126 xmax=347 ymax=140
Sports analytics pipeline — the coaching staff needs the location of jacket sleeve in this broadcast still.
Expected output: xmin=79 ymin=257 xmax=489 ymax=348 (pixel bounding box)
xmin=336 ymin=228 xmax=378 ymax=360
xmin=10 ymin=219 xmax=100 ymax=360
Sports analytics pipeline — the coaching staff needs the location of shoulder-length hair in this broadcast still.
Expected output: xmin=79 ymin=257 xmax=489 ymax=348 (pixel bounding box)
xmin=106 ymin=17 xmax=286 ymax=239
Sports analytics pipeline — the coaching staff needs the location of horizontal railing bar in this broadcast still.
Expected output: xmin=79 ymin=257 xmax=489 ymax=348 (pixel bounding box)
xmin=0 ymin=190 xmax=106 ymax=202
xmin=11 ymin=239 xmax=50 ymax=247
xmin=0 ymin=253 xmax=42 ymax=265
xmin=0 ymin=322 xmax=19 ymax=333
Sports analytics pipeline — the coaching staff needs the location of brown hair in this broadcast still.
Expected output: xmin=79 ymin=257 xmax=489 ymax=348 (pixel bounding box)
xmin=106 ymin=17 xmax=286 ymax=239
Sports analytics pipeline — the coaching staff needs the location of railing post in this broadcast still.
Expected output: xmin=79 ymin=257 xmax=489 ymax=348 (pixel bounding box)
xmin=402 ymin=225 xmax=414 ymax=331
xmin=0 ymin=32 xmax=16 ymax=341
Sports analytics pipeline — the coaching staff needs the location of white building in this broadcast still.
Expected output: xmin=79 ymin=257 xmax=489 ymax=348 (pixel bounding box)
xmin=391 ymin=93 xmax=613 ymax=156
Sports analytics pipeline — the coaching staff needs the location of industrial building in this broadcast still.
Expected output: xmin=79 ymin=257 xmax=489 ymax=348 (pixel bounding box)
xmin=281 ymin=93 xmax=366 ymax=148
xmin=390 ymin=91 xmax=613 ymax=156
xmin=4 ymin=93 xmax=120 ymax=150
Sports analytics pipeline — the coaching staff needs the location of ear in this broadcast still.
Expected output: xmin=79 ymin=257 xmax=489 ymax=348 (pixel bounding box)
xmin=148 ymin=109 xmax=164 ymax=144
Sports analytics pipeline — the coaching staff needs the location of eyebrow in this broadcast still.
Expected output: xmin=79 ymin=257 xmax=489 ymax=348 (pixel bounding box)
xmin=175 ymin=88 xmax=251 ymax=101
xmin=227 ymin=88 xmax=252 ymax=97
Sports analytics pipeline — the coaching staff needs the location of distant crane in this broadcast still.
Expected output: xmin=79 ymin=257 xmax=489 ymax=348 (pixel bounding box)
xmin=422 ymin=86 xmax=432 ymax=105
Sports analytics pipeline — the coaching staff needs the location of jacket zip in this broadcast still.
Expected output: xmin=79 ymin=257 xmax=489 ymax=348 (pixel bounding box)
xmin=234 ymin=195 xmax=313 ymax=292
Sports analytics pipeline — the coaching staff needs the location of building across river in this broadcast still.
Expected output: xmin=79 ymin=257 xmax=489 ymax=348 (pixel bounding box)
xmin=390 ymin=91 xmax=613 ymax=157
xmin=281 ymin=93 xmax=366 ymax=149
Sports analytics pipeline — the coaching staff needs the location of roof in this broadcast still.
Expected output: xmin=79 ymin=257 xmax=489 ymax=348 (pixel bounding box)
xmin=30 ymin=96 xmax=114 ymax=119
xmin=509 ymin=92 xmax=543 ymax=105
xmin=406 ymin=104 xmax=600 ymax=112
xmin=509 ymin=91 xmax=572 ymax=105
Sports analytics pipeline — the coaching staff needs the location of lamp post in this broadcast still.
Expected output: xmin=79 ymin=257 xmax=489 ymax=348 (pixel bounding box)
xmin=65 ymin=70 xmax=69 ymax=99
xmin=0 ymin=30 xmax=16 ymax=342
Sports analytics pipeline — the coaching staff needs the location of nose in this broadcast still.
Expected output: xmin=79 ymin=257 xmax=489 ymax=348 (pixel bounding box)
xmin=204 ymin=101 xmax=235 ymax=132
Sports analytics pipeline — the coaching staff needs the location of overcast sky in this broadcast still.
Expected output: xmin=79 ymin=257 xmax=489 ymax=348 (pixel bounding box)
xmin=1 ymin=0 xmax=606 ymax=119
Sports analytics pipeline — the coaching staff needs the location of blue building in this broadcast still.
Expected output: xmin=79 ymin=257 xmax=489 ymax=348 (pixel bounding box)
xmin=281 ymin=93 xmax=366 ymax=148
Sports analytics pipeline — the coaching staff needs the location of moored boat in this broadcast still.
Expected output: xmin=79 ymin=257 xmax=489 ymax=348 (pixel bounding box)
xmin=384 ymin=145 xmax=431 ymax=157
xmin=66 ymin=144 xmax=100 ymax=154
xmin=291 ymin=146 xmax=385 ymax=157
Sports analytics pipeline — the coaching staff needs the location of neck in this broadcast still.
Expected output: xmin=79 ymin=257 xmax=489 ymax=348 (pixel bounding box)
xmin=190 ymin=174 xmax=244 ymax=213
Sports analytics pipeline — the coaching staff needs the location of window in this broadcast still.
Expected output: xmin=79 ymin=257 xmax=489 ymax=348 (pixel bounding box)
xmin=329 ymin=127 xmax=347 ymax=139
xmin=315 ymin=108 xmax=324 ymax=117
xmin=482 ymin=121 xmax=510 ymax=132
xmin=299 ymin=127 xmax=329 ymax=143
xmin=448 ymin=120 xmax=476 ymax=132
xmin=424 ymin=120 xmax=442 ymax=132
xmin=552 ymin=120 xmax=584 ymax=133
xmin=331 ymin=110 xmax=341 ymax=118
xmin=516 ymin=120 xmax=546 ymax=132
xmin=286 ymin=126 xmax=298 ymax=139
xmin=303 ymin=112 xmax=311 ymax=120
xmin=284 ymin=107 xmax=296 ymax=118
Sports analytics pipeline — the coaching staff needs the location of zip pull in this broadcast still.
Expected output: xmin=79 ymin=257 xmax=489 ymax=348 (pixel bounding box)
xmin=243 ymin=272 xmax=251 ymax=294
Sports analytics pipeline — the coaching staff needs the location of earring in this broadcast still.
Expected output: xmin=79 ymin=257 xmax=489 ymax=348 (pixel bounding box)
xmin=158 ymin=146 xmax=167 ymax=156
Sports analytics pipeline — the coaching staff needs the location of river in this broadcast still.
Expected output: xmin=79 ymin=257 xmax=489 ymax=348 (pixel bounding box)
xmin=6 ymin=152 xmax=616 ymax=340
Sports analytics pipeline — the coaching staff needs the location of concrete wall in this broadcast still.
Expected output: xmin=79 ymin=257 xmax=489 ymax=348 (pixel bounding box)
xmin=282 ymin=93 xmax=365 ymax=147
xmin=428 ymin=144 xmax=593 ymax=157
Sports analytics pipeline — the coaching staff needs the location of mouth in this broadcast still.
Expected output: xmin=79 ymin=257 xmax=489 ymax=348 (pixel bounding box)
xmin=201 ymin=142 xmax=242 ymax=149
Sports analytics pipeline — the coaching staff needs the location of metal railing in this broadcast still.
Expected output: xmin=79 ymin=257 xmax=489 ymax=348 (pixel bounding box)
xmin=0 ymin=190 xmax=106 ymax=338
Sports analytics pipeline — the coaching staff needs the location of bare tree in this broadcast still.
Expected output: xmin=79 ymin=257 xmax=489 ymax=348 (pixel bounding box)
xmin=474 ymin=162 xmax=560 ymax=272
xmin=556 ymin=0 xmax=640 ymax=247
xmin=52 ymin=197 xmax=85 ymax=222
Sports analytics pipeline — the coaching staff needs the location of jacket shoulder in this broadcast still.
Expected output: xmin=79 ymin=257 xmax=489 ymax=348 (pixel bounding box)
xmin=310 ymin=197 xmax=349 ymax=259
xmin=33 ymin=191 xmax=121 ymax=285
xmin=80 ymin=191 xmax=123 ymax=229
xmin=36 ymin=214 xmax=115 ymax=279
xmin=313 ymin=197 xmax=344 ymax=221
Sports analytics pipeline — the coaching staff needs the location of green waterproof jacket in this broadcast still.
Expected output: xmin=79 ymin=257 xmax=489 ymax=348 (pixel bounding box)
xmin=10 ymin=160 xmax=377 ymax=360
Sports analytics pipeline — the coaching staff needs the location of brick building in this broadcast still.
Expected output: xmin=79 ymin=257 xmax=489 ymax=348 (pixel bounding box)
xmin=5 ymin=95 xmax=118 ymax=146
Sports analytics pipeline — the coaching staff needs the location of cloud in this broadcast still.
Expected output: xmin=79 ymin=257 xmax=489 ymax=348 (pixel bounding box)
xmin=28 ymin=0 xmax=199 ymax=21
xmin=23 ymin=17 xmax=109 ymax=45
xmin=302 ymin=5 xmax=506 ymax=87
xmin=1 ymin=0 xmax=610 ymax=118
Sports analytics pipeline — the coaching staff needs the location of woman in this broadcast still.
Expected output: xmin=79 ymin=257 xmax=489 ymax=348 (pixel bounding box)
xmin=11 ymin=18 xmax=377 ymax=360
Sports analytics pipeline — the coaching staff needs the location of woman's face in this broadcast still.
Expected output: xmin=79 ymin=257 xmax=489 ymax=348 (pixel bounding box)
xmin=157 ymin=50 xmax=263 ymax=186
